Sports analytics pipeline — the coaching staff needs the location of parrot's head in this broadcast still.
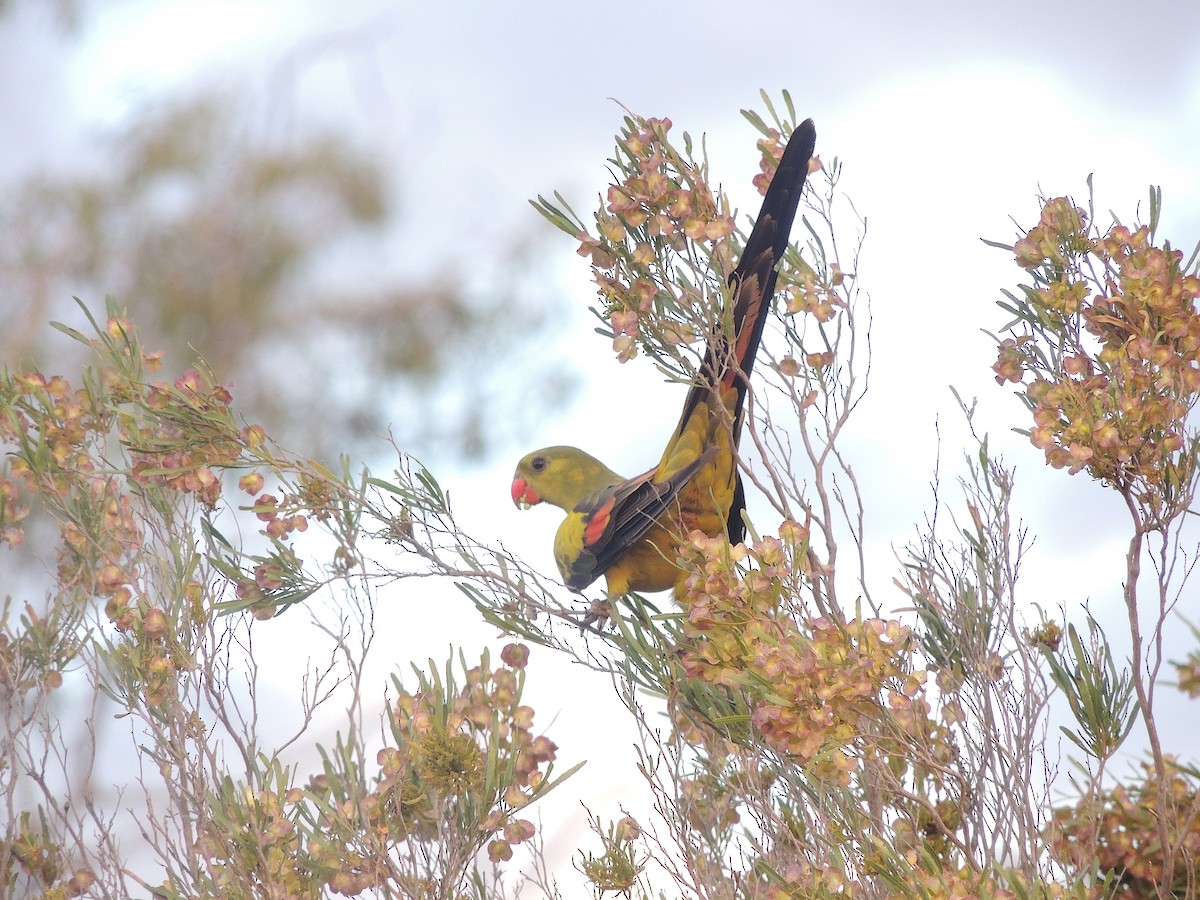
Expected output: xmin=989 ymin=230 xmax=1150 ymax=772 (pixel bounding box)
xmin=511 ymin=449 xmax=553 ymax=509
xmin=512 ymin=446 xmax=622 ymax=513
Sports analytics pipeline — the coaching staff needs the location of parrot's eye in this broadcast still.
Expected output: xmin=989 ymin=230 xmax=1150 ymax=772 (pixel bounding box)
xmin=531 ymin=456 xmax=547 ymax=472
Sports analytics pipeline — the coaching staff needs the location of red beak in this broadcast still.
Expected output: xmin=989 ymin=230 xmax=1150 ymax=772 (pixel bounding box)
xmin=511 ymin=476 xmax=542 ymax=508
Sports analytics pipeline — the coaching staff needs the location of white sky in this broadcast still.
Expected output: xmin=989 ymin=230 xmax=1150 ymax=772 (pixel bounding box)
xmin=5 ymin=0 xmax=1200 ymax=891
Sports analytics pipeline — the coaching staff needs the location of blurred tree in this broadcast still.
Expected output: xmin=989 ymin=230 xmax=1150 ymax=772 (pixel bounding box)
xmin=0 ymin=0 xmax=79 ymax=29
xmin=0 ymin=92 xmax=572 ymax=461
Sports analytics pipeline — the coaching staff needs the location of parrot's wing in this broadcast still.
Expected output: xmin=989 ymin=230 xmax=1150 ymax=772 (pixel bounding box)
xmin=562 ymin=447 xmax=718 ymax=590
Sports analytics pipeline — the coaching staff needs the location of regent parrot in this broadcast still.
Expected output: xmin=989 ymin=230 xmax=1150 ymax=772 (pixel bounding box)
xmin=512 ymin=119 xmax=816 ymax=597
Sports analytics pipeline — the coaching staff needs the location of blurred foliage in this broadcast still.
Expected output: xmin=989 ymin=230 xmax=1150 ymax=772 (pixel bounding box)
xmin=0 ymin=92 xmax=572 ymax=462
xmin=1049 ymin=758 xmax=1200 ymax=897
xmin=0 ymin=298 xmax=577 ymax=897
xmin=0 ymin=0 xmax=80 ymax=30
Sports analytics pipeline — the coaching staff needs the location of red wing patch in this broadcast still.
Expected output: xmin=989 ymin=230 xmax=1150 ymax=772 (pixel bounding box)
xmin=727 ymin=277 xmax=765 ymax=389
xmin=582 ymin=496 xmax=614 ymax=547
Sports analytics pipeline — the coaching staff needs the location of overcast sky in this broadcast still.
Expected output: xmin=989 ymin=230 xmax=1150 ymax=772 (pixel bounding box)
xmin=4 ymin=0 xmax=1200 ymax=890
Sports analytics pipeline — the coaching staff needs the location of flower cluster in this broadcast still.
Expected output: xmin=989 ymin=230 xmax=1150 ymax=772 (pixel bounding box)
xmin=784 ymin=269 xmax=844 ymax=324
xmin=677 ymin=531 xmax=787 ymax=680
xmin=752 ymin=126 xmax=847 ymax=388
xmin=105 ymin=595 xmax=198 ymax=708
xmin=224 ymin=476 xmax=332 ymax=617
xmin=1 ymin=346 xmax=205 ymax=707
xmin=751 ymin=128 xmax=790 ymax=196
xmin=57 ymin=475 xmax=144 ymax=606
xmin=676 ymin=529 xmax=926 ymax=781
xmin=2 ymin=370 xmax=118 ymax=558
xmin=1175 ymin=647 xmax=1200 ymax=698
xmin=196 ymin=784 xmax=316 ymax=897
xmin=995 ymin=197 xmax=1200 ymax=514
xmin=751 ymin=616 xmax=922 ymax=782
xmin=249 ymin=492 xmax=309 ymax=541
xmin=125 ymin=367 xmax=243 ymax=509
xmin=0 ymin=810 xmax=95 ymax=896
xmin=1048 ymin=758 xmax=1200 ymax=896
xmin=883 ymin=864 xmax=1072 ymax=900
xmin=362 ymin=645 xmax=552 ymax=864
xmin=758 ymin=861 xmax=850 ymax=899
xmin=576 ymin=115 xmax=736 ymax=363
xmin=0 ymin=313 xmax=303 ymax=706
xmin=577 ymin=815 xmax=645 ymax=893
xmin=675 ymin=765 xmax=742 ymax=835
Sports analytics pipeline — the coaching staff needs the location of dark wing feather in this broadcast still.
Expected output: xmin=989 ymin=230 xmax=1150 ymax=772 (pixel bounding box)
xmin=565 ymin=448 xmax=717 ymax=590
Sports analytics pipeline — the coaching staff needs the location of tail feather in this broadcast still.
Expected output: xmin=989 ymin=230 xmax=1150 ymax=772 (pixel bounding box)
xmin=673 ymin=119 xmax=817 ymax=439
xmin=724 ymin=118 xmax=817 ymax=397
xmin=671 ymin=119 xmax=816 ymax=546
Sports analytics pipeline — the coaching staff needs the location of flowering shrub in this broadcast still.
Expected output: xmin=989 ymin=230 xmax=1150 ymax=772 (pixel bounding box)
xmin=0 ymin=300 xmax=575 ymax=897
xmin=574 ymin=115 xmax=735 ymax=363
xmin=993 ymin=189 xmax=1200 ymax=896
xmin=1049 ymin=759 xmax=1200 ymax=897
xmin=994 ymin=197 xmax=1200 ymax=520
xmin=3 ymin=98 xmax=1199 ymax=898
xmin=677 ymin=531 xmax=927 ymax=783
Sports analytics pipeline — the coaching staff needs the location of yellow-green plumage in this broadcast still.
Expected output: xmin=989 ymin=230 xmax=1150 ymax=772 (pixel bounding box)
xmin=512 ymin=120 xmax=816 ymax=597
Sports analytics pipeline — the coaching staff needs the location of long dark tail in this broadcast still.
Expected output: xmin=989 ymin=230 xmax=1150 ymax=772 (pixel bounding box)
xmin=721 ymin=118 xmax=816 ymax=403
xmin=673 ymin=120 xmax=815 ymax=428
xmin=674 ymin=120 xmax=815 ymax=434
xmin=672 ymin=119 xmax=815 ymax=543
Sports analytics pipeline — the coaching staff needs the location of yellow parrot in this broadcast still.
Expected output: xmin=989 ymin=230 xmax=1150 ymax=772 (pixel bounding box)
xmin=512 ymin=119 xmax=816 ymax=597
